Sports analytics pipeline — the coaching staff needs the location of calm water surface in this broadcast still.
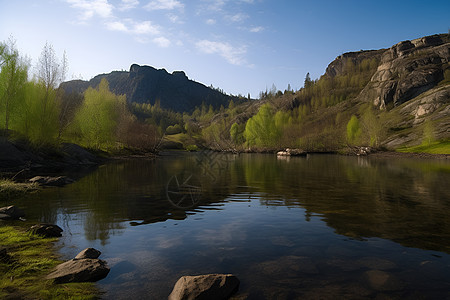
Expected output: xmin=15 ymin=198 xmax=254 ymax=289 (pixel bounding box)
xmin=10 ymin=152 xmax=450 ymax=299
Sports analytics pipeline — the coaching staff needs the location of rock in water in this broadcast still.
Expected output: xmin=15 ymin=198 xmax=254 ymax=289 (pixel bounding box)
xmin=29 ymin=224 xmax=63 ymax=237
xmin=169 ymin=274 xmax=240 ymax=300
xmin=75 ymin=248 xmax=101 ymax=259
xmin=0 ymin=205 xmax=25 ymax=220
xmin=46 ymin=258 xmax=110 ymax=284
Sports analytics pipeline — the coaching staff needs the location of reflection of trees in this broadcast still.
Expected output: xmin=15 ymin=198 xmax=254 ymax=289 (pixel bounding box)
xmin=16 ymin=153 xmax=450 ymax=253
xmin=239 ymin=155 xmax=450 ymax=254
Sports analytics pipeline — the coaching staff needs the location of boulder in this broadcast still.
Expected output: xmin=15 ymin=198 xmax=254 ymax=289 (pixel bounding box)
xmin=75 ymin=248 xmax=101 ymax=260
xmin=28 ymin=224 xmax=63 ymax=237
xmin=0 ymin=205 xmax=25 ymax=220
xmin=46 ymin=258 xmax=110 ymax=284
xmin=29 ymin=176 xmax=74 ymax=187
xmin=168 ymin=274 xmax=240 ymax=300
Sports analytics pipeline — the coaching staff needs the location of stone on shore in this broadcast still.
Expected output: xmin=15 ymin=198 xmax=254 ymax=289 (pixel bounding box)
xmin=0 ymin=205 xmax=25 ymax=220
xmin=28 ymin=224 xmax=63 ymax=238
xmin=46 ymin=248 xmax=109 ymax=283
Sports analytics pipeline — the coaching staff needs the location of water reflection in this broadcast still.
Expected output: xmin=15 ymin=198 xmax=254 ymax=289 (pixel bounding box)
xmin=10 ymin=152 xmax=450 ymax=298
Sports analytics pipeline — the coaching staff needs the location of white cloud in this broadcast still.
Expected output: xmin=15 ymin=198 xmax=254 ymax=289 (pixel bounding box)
xmin=196 ymin=40 xmax=246 ymax=65
xmin=206 ymin=18 xmax=216 ymax=25
xmin=105 ymin=20 xmax=160 ymax=35
xmin=133 ymin=21 xmax=160 ymax=35
xmin=144 ymin=0 xmax=183 ymax=10
xmin=66 ymin=0 xmax=113 ymax=21
xmin=119 ymin=0 xmax=139 ymax=11
xmin=153 ymin=37 xmax=171 ymax=47
xmin=168 ymin=14 xmax=183 ymax=24
xmin=105 ymin=21 xmax=128 ymax=32
xmin=249 ymin=26 xmax=264 ymax=33
xmin=226 ymin=13 xmax=248 ymax=22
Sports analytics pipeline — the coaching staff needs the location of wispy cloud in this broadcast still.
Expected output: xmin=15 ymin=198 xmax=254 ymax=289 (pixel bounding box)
xmin=168 ymin=14 xmax=183 ymax=24
xmin=105 ymin=20 xmax=160 ymax=35
xmin=66 ymin=0 xmax=113 ymax=21
xmin=118 ymin=0 xmax=139 ymax=11
xmin=196 ymin=40 xmax=246 ymax=65
xmin=226 ymin=13 xmax=248 ymax=23
xmin=144 ymin=0 xmax=183 ymax=11
xmin=249 ymin=26 xmax=264 ymax=33
xmin=206 ymin=18 xmax=216 ymax=25
xmin=153 ymin=36 xmax=171 ymax=47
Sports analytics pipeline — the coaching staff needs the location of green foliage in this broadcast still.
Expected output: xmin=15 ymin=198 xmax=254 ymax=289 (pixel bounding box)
xmin=16 ymin=81 xmax=60 ymax=145
xmin=397 ymin=140 xmax=450 ymax=154
xmin=71 ymin=78 xmax=125 ymax=150
xmin=185 ymin=144 xmax=199 ymax=151
xmin=230 ymin=122 xmax=245 ymax=145
xmin=346 ymin=115 xmax=361 ymax=144
xmin=244 ymin=104 xmax=280 ymax=148
xmin=0 ymin=226 xmax=98 ymax=299
xmin=361 ymin=104 xmax=384 ymax=147
xmin=166 ymin=123 xmax=183 ymax=135
xmin=0 ymin=38 xmax=28 ymax=133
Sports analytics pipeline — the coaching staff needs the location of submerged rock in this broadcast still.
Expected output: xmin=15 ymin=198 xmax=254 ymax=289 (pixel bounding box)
xmin=364 ymin=270 xmax=403 ymax=291
xmin=28 ymin=224 xmax=63 ymax=238
xmin=169 ymin=274 xmax=240 ymax=300
xmin=47 ymin=248 xmax=109 ymax=283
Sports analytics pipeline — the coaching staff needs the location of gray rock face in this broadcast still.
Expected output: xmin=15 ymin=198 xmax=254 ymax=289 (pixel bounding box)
xmin=359 ymin=34 xmax=449 ymax=109
xmin=0 ymin=205 xmax=25 ymax=220
xmin=75 ymin=248 xmax=101 ymax=260
xmin=47 ymin=248 xmax=109 ymax=283
xmin=29 ymin=176 xmax=74 ymax=187
xmin=46 ymin=258 xmax=110 ymax=284
xmin=28 ymin=224 xmax=63 ymax=237
xmin=168 ymin=274 xmax=240 ymax=300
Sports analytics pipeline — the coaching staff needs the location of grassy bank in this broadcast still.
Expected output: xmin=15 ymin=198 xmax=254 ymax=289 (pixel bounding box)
xmin=397 ymin=140 xmax=450 ymax=155
xmin=0 ymin=225 xmax=98 ymax=299
xmin=0 ymin=179 xmax=38 ymax=200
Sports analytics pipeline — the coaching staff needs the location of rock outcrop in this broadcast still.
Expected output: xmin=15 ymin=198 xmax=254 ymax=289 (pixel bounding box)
xmin=169 ymin=274 xmax=240 ymax=300
xmin=60 ymin=64 xmax=235 ymax=113
xmin=358 ymin=34 xmax=449 ymax=109
xmin=46 ymin=248 xmax=109 ymax=283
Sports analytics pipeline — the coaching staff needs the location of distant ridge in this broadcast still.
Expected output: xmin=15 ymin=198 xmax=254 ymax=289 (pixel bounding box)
xmin=60 ymin=64 xmax=234 ymax=112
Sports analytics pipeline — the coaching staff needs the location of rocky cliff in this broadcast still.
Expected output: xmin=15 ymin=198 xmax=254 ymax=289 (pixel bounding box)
xmin=358 ymin=34 xmax=449 ymax=109
xmin=317 ymin=33 xmax=449 ymax=149
xmin=60 ymin=64 xmax=233 ymax=112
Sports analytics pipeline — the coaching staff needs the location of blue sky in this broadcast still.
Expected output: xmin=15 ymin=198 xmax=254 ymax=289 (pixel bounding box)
xmin=1 ymin=0 xmax=449 ymax=98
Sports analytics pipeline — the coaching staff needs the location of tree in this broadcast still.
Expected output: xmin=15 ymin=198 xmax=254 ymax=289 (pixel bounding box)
xmin=346 ymin=115 xmax=361 ymax=144
xmin=72 ymin=78 xmax=126 ymax=149
xmin=244 ymin=104 xmax=280 ymax=148
xmin=36 ymin=42 xmax=67 ymax=141
xmin=230 ymin=122 xmax=245 ymax=146
xmin=304 ymin=72 xmax=313 ymax=89
xmin=0 ymin=38 xmax=28 ymax=134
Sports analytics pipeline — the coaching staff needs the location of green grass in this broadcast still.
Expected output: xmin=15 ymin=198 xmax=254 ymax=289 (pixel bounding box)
xmin=397 ymin=140 xmax=450 ymax=154
xmin=0 ymin=225 xmax=99 ymax=299
xmin=0 ymin=179 xmax=38 ymax=200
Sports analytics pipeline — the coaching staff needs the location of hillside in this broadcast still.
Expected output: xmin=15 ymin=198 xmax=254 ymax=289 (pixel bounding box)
xmin=60 ymin=64 xmax=234 ymax=112
xmin=192 ymin=33 xmax=449 ymax=153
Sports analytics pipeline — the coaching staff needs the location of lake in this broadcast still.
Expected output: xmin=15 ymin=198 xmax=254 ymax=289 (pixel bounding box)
xmin=12 ymin=152 xmax=450 ymax=299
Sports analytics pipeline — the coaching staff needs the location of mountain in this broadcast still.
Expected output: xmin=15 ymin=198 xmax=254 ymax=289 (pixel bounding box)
xmin=201 ymin=33 xmax=449 ymax=152
xmin=60 ymin=64 xmax=234 ymax=112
